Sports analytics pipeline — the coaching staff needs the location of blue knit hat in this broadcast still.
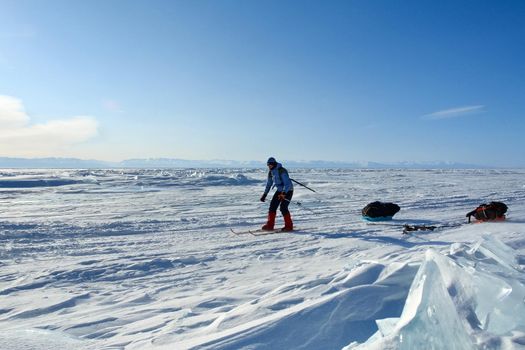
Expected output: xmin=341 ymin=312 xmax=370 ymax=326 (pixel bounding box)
xmin=267 ymin=157 xmax=277 ymax=165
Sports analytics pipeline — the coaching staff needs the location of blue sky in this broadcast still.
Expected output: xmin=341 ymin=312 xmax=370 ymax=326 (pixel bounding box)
xmin=0 ymin=0 xmax=524 ymax=166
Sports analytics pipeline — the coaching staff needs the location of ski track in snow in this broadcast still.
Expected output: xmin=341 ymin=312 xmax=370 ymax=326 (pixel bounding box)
xmin=0 ymin=168 xmax=525 ymax=349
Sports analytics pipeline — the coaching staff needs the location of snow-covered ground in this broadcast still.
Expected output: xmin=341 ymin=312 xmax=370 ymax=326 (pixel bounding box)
xmin=1 ymin=168 xmax=524 ymax=350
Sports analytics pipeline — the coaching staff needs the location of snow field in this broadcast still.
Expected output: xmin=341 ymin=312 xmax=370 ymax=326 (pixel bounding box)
xmin=1 ymin=168 xmax=524 ymax=349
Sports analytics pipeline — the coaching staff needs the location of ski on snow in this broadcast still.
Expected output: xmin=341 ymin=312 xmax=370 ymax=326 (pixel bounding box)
xmin=230 ymin=228 xmax=289 ymax=235
xmin=363 ymin=220 xmax=464 ymax=234
xmin=230 ymin=228 xmax=253 ymax=235
xmin=250 ymin=228 xmax=289 ymax=236
xmin=230 ymin=228 xmax=303 ymax=236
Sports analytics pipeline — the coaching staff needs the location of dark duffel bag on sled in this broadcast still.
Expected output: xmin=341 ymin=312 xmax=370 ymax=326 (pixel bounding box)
xmin=362 ymin=201 xmax=400 ymax=221
xmin=466 ymin=201 xmax=507 ymax=223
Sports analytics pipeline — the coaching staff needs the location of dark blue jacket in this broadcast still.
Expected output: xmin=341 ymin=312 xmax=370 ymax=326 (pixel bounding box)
xmin=264 ymin=163 xmax=293 ymax=194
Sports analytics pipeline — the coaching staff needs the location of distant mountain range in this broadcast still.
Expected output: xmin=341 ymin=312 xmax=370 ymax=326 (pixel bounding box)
xmin=0 ymin=157 xmax=494 ymax=169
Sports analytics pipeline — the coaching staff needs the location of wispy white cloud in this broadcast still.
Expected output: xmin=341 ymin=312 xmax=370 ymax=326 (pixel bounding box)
xmin=0 ymin=95 xmax=29 ymax=127
xmin=0 ymin=95 xmax=99 ymax=157
xmin=422 ymin=105 xmax=485 ymax=120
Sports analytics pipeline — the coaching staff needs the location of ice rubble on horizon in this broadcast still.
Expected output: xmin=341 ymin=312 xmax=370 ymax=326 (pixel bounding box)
xmin=348 ymin=235 xmax=525 ymax=350
xmin=0 ymin=170 xmax=262 ymax=189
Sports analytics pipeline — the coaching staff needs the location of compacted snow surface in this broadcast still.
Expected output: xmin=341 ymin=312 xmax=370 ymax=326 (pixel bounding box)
xmin=1 ymin=168 xmax=524 ymax=350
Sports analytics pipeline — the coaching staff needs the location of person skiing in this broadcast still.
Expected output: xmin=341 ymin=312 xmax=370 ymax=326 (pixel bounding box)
xmin=260 ymin=157 xmax=294 ymax=231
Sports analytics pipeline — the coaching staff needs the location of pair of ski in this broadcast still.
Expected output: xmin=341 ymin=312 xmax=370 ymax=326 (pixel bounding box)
xmin=230 ymin=227 xmax=292 ymax=236
xmin=366 ymin=221 xmax=463 ymax=234
xmin=401 ymin=223 xmax=464 ymax=234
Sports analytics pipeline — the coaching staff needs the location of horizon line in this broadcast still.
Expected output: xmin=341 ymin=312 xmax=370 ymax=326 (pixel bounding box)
xmin=0 ymin=156 xmax=521 ymax=169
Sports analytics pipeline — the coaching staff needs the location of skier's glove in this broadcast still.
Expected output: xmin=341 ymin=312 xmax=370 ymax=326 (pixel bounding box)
xmin=260 ymin=193 xmax=267 ymax=202
xmin=277 ymin=192 xmax=286 ymax=201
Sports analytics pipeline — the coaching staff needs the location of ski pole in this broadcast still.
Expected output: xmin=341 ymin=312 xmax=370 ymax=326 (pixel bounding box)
xmin=294 ymin=201 xmax=316 ymax=214
xmin=281 ymin=198 xmax=316 ymax=213
xmin=290 ymin=178 xmax=317 ymax=193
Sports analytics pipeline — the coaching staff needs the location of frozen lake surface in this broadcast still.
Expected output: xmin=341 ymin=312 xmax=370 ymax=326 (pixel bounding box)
xmin=1 ymin=168 xmax=525 ymax=349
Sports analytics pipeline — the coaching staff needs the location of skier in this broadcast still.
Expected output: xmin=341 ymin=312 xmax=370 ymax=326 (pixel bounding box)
xmin=260 ymin=157 xmax=294 ymax=231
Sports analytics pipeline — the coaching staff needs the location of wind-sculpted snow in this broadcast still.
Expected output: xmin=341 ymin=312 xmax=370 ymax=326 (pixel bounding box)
xmin=192 ymin=173 xmax=261 ymax=186
xmin=0 ymin=178 xmax=85 ymax=188
xmin=0 ymin=169 xmax=261 ymax=194
xmin=0 ymin=168 xmax=525 ymax=349
xmin=173 ymin=262 xmax=419 ymax=350
xmin=0 ymin=329 xmax=90 ymax=350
